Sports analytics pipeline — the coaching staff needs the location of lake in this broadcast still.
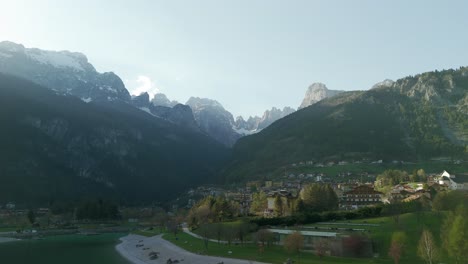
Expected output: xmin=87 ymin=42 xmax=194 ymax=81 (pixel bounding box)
xmin=0 ymin=233 xmax=130 ymax=264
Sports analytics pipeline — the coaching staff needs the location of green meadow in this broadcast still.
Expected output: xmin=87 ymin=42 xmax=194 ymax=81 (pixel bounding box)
xmin=165 ymin=212 xmax=453 ymax=264
xmin=164 ymin=231 xmax=387 ymax=264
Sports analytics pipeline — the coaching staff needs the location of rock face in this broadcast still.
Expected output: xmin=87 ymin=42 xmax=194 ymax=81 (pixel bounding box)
xmin=131 ymin=92 xmax=199 ymax=130
xmin=371 ymin=79 xmax=395 ymax=89
xmin=234 ymin=107 xmax=296 ymax=134
xmin=299 ymin=83 xmax=344 ymax=109
xmin=0 ymin=41 xmax=200 ymax=132
xmin=0 ymin=41 xmax=131 ymax=103
xmin=234 ymin=116 xmax=260 ymax=133
xmin=186 ymin=97 xmax=241 ymax=147
xmin=257 ymin=106 xmax=296 ymax=130
xmin=151 ymin=93 xmax=179 ymax=107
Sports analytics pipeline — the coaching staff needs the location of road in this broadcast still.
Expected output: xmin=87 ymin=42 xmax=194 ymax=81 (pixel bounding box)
xmin=116 ymin=234 xmax=270 ymax=264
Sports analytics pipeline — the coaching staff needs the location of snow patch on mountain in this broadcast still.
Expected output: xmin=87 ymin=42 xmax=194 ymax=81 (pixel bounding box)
xmin=139 ymin=107 xmax=154 ymax=116
xmin=0 ymin=51 xmax=12 ymax=58
xmin=232 ymin=125 xmax=258 ymax=135
xmin=26 ymin=49 xmax=85 ymax=71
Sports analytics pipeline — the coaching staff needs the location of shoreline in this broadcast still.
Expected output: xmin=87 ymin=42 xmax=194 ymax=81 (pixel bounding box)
xmin=0 ymin=237 xmax=20 ymax=243
xmin=115 ymin=234 xmax=270 ymax=264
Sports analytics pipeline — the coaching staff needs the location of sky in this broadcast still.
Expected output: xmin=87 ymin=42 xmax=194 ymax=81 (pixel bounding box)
xmin=1 ymin=0 xmax=468 ymax=118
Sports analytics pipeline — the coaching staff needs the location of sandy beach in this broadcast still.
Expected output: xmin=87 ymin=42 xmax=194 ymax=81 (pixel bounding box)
xmin=116 ymin=234 xmax=270 ymax=264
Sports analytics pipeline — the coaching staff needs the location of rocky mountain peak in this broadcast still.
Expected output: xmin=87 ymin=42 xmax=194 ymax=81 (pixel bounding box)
xmin=131 ymin=92 xmax=150 ymax=108
xmin=233 ymin=106 xmax=295 ymax=133
xmin=0 ymin=41 xmax=25 ymax=52
xmin=151 ymin=93 xmax=178 ymax=107
xmin=371 ymin=79 xmax=395 ymax=89
xmin=0 ymin=41 xmax=130 ymax=103
xmin=299 ymin=83 xmax=344 ymax=109
xmin=186 ymin=97 xmax=224 ymax=110
xmin=185 ymin=97 xmax=240 ymax=146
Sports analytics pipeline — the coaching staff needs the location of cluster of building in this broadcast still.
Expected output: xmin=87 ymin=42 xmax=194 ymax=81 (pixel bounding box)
xmin=186 ymin=170 xmax=468 ymax=217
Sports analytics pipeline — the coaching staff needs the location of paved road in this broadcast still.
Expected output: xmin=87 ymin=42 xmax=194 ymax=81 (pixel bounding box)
xmin=116 ymin=234 xmax=269 ymax=264
xmin=116 ymin=235 xmax=270 ymax=264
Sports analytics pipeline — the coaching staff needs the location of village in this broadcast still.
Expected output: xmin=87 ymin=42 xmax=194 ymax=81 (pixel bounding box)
xmin=184 ymin=166 xmax=468 ymax=217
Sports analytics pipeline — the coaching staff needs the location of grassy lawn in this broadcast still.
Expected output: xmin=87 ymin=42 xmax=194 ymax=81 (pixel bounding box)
xmin=306 ymin=211 xmax=450 ymax=264
xmin=167 ymin=211 xmax=456 ymax=264
xmin=0 ymin=227 xmax=18 ymax=232
xmin=132 ymin=228 xmax=162 ymax=237
xmin=191 ymin=220 xmax=256 ymax=241
xmin=164 ymin=231 xmax=390 ymax=264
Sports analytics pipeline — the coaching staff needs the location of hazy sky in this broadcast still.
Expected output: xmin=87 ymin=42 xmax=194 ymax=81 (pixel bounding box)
xmin=1 ymin=0 xmax=468 ymax=118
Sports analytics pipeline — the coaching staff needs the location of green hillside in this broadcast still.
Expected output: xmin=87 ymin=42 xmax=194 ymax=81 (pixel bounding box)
xmin=224 ymin=68 xmax=468 ymax=182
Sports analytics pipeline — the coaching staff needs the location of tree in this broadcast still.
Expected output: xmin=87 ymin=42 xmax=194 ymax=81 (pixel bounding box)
xmin=27 ymin=209 xmax=35 ymax=225
xmin=314 ymin=238 xmax=329 ymax=263
xmin=274 ymin=196 xmax=283 ymax=217
xmin=214 ymin=223 xmax=224 ymax=243
xmin=443 ymin=206 xmax=468 ymax=263
xmin=235 ymin=221 xmax=252 ymax=245
xmin=388 ymin=232 xmax=407 ymax=264
xmin=294 ymin=199 xmax=305 ymax=213
xmin=417 ymin=229 xmax=439 ymax=264
xmin=343 ymin=234 xmax=368 ymax=257
xmin=250 ymin=191 xmax=267 ymax=215
xmin=222 ymin=225 xmax=236 ymax=245
xmin=376 ymin=170 xmax=409 ymax=187
xmin=284 ymin=232 xmax=304 ymax=263
xmin=301 ymin=183 xmax=338 ymax=212
xmin=256 ymin=229 xmax=274 ymax=247
xmin=433 ymin=190 xmax=467 ymax=212
xmin=199 ymin=223 xmax=213 ymax=250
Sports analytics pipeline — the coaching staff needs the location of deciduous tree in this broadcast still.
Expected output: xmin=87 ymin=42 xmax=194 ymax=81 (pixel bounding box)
xmin=388 ymin=231 xmax=407 ymax=264
xmin=417 ymin=229 xmax=439 ymax=264
xmin=250 ymin=191 xmax=267 ymax=215
xmin=284 ymin=232 xmax=304 ymax=263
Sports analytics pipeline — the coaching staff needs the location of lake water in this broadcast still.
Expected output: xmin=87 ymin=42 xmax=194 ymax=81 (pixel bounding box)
xmin=0 ymin=233 xmax=130 ymax=264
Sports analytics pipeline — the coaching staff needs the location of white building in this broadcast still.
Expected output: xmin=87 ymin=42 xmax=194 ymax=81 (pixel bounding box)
xmin=437 ymin=170 xmax=468 ymax=190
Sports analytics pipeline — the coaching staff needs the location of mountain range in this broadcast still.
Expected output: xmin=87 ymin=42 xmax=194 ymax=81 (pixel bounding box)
xmin=0 ymin=73 xmax=228 ymax=205
xmin=223 ymin=68 xmax=468 ymax=182
xmin=0 ymin=41 xmax=320 ymax=147
xmin=2 ymin=41 xmax=466 ymax=204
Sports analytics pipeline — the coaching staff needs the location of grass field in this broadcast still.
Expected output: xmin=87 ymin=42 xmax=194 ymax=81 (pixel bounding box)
xmin=307 ymin=211 xmax=450 ymax=263
xmin=132 ymin=228 xmax=162 ymax=237
xmin=165 ymin=211 xmax=454 ymax=264
xmin=164 ymin=230 xmax=392 ymax=264
xmin=0 ymin=233 xmax=130 ymax=264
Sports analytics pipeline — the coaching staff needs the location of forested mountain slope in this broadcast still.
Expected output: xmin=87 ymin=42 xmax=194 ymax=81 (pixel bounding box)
xmin=0 ymin=73 xmax=228 ymax=205
xmin=223 ymin=68 xmax=468 ymax=182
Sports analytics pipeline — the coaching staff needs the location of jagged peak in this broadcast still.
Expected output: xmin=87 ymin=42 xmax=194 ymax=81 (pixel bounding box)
xmin=151 ymin=93 xmax=178 ymax=107
xmin=307 ymin=82 xmax=328 ymax=91
xmin=0 ymin=41 xmax=92 ymax=72
xmin=236 ymin=116 xmax=245 ymax=122
xmin=186 ymin=96 xmax=224 ymax=109
xmin=0 ymin=41 xmax=25 ymax=52
xmin=371 ymin=79 xmax=395 ymax=89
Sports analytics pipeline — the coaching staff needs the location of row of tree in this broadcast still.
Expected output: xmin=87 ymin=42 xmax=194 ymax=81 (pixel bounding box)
xmin=389 ymin=205 xmax=468 ymax=264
